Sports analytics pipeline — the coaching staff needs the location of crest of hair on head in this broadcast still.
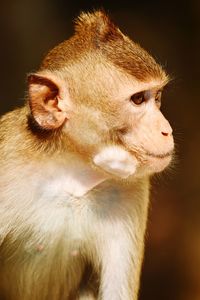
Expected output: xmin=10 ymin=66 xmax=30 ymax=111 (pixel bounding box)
xmin=74 ymin=10 xmax=123 ymax=43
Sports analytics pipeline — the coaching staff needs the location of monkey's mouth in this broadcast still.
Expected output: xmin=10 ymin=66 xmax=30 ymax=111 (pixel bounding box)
xmin=144 ymin=149 xmax=174 ymax=159
xmin=138 ymin=148 xmax=174 ymax=173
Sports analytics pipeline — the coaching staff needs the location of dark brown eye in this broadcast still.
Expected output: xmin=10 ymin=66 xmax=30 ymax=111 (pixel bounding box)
xmin=130 ymin=92 xmax=145 ymax=105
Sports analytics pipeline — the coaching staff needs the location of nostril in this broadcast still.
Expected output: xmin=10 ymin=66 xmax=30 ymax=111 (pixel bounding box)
xmin=161 ymin=132 xmax=169 ymax=136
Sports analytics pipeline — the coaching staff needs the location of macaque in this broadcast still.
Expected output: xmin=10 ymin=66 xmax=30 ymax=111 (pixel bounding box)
xmin=0 ymin=10 xmax=174 ymax=300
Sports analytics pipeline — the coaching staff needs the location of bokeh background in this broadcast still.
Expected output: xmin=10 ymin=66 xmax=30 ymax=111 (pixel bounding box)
xmin=1 ymin=1 xmax=200 ymax=299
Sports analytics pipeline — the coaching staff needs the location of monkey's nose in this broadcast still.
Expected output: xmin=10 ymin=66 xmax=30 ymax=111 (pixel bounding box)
xmin=161 ymin=131 xmax=169 ymax=136
xmin=160 ymin=118 xmax=173 ymax=137
xmin=161 ymin=126 xmax=173 ymax=137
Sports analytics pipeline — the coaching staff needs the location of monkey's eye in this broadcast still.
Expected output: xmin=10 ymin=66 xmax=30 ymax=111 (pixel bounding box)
xmin=155 ymin=90 xmax=162 ymax=104
xmin=130 ymin=92 xmax=145 ymax=105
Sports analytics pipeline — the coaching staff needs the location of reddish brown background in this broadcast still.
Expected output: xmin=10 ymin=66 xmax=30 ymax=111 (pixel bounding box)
xmin=1 ymin=1 xmax=200 ymax=299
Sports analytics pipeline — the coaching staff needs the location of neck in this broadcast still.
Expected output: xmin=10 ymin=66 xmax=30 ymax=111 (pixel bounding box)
xmin=42 ymin=152 xmax=109 ymax=198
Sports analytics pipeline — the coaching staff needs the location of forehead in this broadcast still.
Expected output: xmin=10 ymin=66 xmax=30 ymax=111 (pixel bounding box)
xmin=105 ymin=47 xmax=167 ymax=86
xmin=99 ymin=33 xmax=167 ymax=82
xmin=90 ymin=58 xmax=168 ymax=97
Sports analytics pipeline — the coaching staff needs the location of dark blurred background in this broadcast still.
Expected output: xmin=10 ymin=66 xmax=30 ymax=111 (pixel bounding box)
xmin=1 ymin=1 xmax=200 ymax=299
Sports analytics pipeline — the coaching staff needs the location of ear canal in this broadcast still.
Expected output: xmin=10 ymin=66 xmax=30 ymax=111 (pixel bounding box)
xmin=28 ymin=74 xmax=67 ymax=130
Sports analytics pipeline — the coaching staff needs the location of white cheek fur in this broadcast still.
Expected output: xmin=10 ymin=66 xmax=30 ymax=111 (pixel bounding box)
xmin=93 ymin=145 xmax=138 ymax=178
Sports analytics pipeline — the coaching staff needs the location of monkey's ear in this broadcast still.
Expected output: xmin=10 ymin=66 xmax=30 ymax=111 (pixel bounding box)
xmin=28 ymin=74 xmax=68 ymax=130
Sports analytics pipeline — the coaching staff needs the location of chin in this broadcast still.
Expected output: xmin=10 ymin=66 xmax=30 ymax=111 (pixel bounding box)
xmin=136 ymin=155 xmax=173 ymax=177
xmin=147 ymin=155 xmax=172 ymax=173
xmin=145 ymin=155 xmax=172 ymax=174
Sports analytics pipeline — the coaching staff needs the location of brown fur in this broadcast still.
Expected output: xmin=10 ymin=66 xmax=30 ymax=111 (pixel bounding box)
xmin=0 ymin=10 xmax=173 ymax=300
xmin=41 ymin=10 xmax=166 ymax=81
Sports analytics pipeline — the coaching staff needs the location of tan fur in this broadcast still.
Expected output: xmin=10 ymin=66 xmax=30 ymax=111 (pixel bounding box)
xmin=0 ymin=10 xmax=174 ymax=300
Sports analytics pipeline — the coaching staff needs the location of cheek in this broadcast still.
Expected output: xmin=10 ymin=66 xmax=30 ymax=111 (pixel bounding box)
xmin=66 ymin=122 xmax=102 ymax=149
xmin=64 ymin=111 xmax=110 ymax=154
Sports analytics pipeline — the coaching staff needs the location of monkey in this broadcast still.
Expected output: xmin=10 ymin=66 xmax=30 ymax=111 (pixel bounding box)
xmin=0 ymin=10 xmax=174 ymax=300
